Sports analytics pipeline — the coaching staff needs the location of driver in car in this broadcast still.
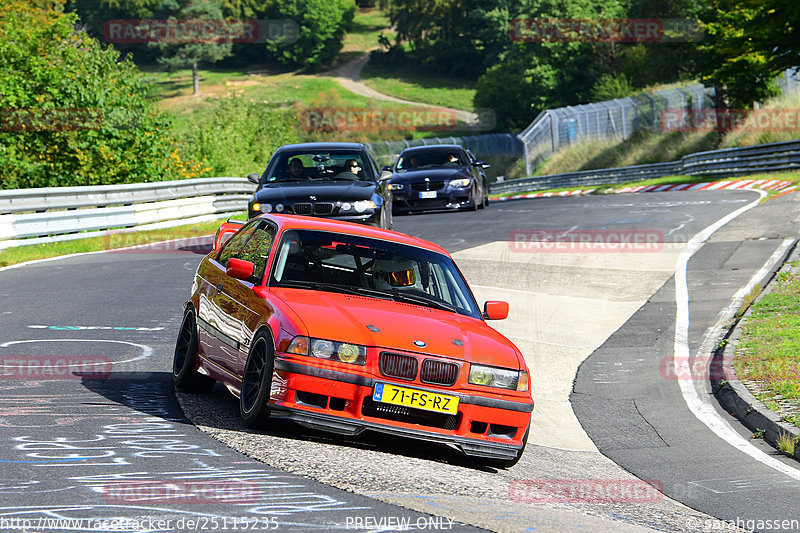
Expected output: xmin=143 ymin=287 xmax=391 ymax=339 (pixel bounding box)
xmin=288 ymin=157 xmax=306 ymax=179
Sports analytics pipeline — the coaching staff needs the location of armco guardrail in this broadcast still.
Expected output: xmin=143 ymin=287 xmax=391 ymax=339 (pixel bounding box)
xmin=491 ymin=139 xmax=800 ymax=195
xmin=0 ymin=177 xmax=254 ymax=249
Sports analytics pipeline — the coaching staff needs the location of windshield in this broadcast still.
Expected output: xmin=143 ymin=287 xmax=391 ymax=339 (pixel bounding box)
xmin=395 ymin=149 xmax=467 ymax=172
xmin=262 ymin=150 xmax=373 ymax=183
xmin=270 ymin=229 xmax=482 ymax=319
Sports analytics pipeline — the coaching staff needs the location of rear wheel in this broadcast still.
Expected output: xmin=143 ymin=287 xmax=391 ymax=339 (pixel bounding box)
xmin=240 ymin=330 xmax=274 ymax=428
xmin=173 ymin=309 xmax=215 ymax=392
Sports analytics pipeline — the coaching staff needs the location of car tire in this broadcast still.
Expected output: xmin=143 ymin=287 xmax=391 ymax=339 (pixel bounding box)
xmin=483 ymin=194 xmax=490 ymax=208
xmin=481 ymin=426 xmax=529 ymax=469
xmin=469 ymin=187 xmax=479 ymax=211
xmin=240 ymin=330 xmax=275 ymax=429
xmin=173 ymin=309 xmax=215 ymax=393
xmin=477 ymin=188 xmax=486 ymax=209
xmin=380 ymin=206 xmax=393 ymax=231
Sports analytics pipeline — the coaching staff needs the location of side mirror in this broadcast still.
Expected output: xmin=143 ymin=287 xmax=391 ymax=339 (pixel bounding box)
xmin=226 ymin=258 xmax=255 ymax=280
xmin=483 ymin=300 xmax=509 ymax=320
xmin=247 ymin=173 xmax=260 ymax=184
xmin=381 ymin=166 xmax=392 ymax=172
xmin=474 ymin=161 xmax=491 ymax=169
xmin=379 ymin=170 xmax=393 ymax=181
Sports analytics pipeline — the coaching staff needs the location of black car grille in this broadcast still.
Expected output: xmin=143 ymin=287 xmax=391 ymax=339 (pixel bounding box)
xmin=361 ymin=397 xmax=460 ymax=430
xmin=379 ymin=352 xmax=418 ymax=381
xmin=290 ymin=202 xmax=335 ymax=216
xmin=410 ymin=181 xmax=445 ymax=192
xmin=313 ymin=202 xmax=334 ymax=215
xmin=420 ymin=359 xmax=459 ymax=386
xmin=292 ymin=203 xmax=312 ymax=215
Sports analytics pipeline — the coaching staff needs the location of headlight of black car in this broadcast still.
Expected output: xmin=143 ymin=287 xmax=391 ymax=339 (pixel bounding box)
xmin=449 ymin=178 xmax=472 ymax=189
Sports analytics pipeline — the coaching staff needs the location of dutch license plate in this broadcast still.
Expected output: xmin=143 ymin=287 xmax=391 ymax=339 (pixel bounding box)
xmin=419 ymin=191 xmax=437 ymax=199
xmin=373 ymin=383 xmax=458 ymax=415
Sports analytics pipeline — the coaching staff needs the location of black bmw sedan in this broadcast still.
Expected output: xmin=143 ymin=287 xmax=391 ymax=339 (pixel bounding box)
xmin=247 ymin=142 xmax=393 ymax=229
xmin=388 ymin=145 xmax=490 ymax=213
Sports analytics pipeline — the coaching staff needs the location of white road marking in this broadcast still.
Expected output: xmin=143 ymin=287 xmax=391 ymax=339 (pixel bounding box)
xmin=0 ymin=339 xmax=153 ymax=367
xmin=673 ymin=189 xmax=800 ymax=481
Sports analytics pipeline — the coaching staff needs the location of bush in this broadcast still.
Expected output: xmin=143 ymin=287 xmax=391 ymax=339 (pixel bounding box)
xmin=265 ymin=0 xmax=355 ymax=69
xmin=174 ymin=97 xmax=299 ymax=177
xmin=0 ymin=1 xmax=206 ymax=189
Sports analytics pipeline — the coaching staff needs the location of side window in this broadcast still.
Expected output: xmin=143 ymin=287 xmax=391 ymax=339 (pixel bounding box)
xmin=217 ymin=221 xmax=276 ymax=281
xmin=217 ymin=222 xmax=258 ymax=266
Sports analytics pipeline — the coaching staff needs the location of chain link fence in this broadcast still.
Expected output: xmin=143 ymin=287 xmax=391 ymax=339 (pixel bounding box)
xmin=777 ymin=68 xmax=800 ymax=96
xmin=517 ymin=83 xmax=715 ymax=176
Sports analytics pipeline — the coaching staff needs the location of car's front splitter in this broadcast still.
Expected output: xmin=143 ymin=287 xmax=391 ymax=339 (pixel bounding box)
xmin=269 ymin=357 xmax=532 ymax=461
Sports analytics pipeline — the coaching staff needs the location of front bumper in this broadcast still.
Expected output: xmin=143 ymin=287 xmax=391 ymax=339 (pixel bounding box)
xmin=269 ymin=357 xmax=533 ymax=461
xmin=390 ymin=190 xmax=473 ymax=213
xmin=247 ymin=208 xmax=380 ymax=226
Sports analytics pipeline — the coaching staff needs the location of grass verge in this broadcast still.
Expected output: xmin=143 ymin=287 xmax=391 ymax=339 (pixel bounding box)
xmin=734 ymin=264 xmax=800 ymax=429
xmin=0 ymin=214 xmax=246 ymax=268
xmin=491 ymin=171 xmax=800 ymax=200
xmin=360 ymin=62 xmax=476 ymax=112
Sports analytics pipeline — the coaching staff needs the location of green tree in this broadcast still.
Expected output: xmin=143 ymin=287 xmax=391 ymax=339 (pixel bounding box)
xmin=149 ymin=0 xmax=233 ymax=95
xmin=699 ymin=0 xmax=799 ymax=108
xmin=0 ymin=0 xmax=206 ymax=189
xmin=265 ymin=0 xmax=355 ymax=69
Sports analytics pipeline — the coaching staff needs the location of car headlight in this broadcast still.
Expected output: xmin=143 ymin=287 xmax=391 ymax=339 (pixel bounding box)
xmin=449 ymin=178 xmax=472 ymax=188
xmin=252 ymin=203 xmax=261 ymax=212
xmin=287 ymin=336 xmax=367 ymax=365
xmin=354 ymin=200 xmax=376 ymax=213
xmin=388 ymin=184 xmax=404 ymax=191
xmin=468 ymin=364 xmax=526 ymax=390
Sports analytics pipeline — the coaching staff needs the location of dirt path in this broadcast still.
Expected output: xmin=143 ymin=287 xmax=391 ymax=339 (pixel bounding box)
xmin=322 ymin=53 xmax=479 ymax=125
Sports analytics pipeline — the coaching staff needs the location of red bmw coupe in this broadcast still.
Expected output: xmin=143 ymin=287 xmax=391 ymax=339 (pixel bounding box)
xmin=173 ymin=214 xmax=533 ymax=467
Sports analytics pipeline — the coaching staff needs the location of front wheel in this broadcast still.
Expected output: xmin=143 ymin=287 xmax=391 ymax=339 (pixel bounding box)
xmin=240 ymin=330 xmax=275 ymax=429
xmin=380 ymin=206 xmax=393 ymax=230
xmin=477 ymin=187 xmax=487 ymax=209
xmin=468 ymin=187 xmax=479 ymax=211
xmin=173 ymin=309 xmax=215 ymax=392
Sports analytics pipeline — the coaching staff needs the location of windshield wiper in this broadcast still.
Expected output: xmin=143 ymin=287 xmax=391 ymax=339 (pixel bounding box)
xmin=388 ymin=290 xmax=457 ymax=313
xmin=276 ymin=280 xmax=391 ymax=300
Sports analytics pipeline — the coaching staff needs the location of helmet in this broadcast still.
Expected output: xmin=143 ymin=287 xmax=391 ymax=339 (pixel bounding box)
xmin=373 ymin=258 xmax=418 ymax=290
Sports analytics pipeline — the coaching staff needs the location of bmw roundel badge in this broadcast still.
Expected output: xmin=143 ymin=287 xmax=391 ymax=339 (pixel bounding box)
xmin=413 ymin=340 xmax=427 ymax=348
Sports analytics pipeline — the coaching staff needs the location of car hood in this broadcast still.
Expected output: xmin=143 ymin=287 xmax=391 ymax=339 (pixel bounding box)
xmin=271 ymin=288 xmax=522 ymax=369
xmin=255 ymin=180 xmax=376 ymax=203
xmin=390 ymin=167 xmax=470 ymax=184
